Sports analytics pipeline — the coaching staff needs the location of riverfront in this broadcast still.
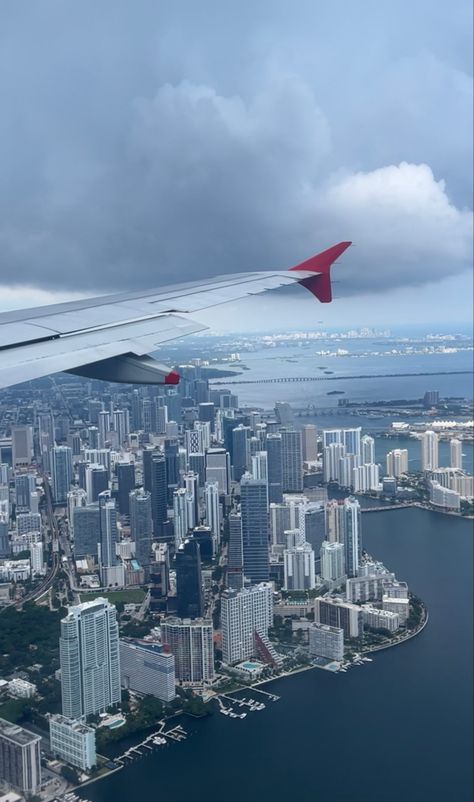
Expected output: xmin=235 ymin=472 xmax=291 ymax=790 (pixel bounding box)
xmin=79 ymin=507 xmax=473 ymax=802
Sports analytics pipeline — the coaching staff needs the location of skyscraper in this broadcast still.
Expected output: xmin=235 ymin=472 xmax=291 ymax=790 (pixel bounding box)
xmin=450 ymin=438 xmax=463 ymax=470
xmin=12 ymin=426 xmax=34 ymax=467
xmin=205 ymin=448 xmax=230 ymax=494
xmin=85 ymin=463 xmax=108 ymax=503
xmin=323 ymin=443 xmax=345 ymax=483
xmin=161 ymin=618 xmax=214 ymax=684
xmin=343 ymin=427 xmax=362 ymax=458
xmin=266 ymin=433 xmax=283 ymax=503
xmin=0 ymin=718 xmax=42 ymax=795
xmin=98 ymin=491 xmax=118 ymax=570
xmin=386 ymin=449 xmax=409 ymax=477
xmin=302 ymin=424 xmax=318 ymax=462
xmin=241 ymin=474 xmax=269 ymax=583
xmin=129 ymin=489 xmax=153 ymax=567
xmin=175 ymin=538 xmax=204 ymax=619
xmin=232 ymin=425 xmax=250 ymax=481
xmin=151 ymin=453 xmax=167 ymax=536
xmin=60 ymin=598 xmax=121 ymax=719
xmin=50 ymin=445 xmax=73 ymax=504
xmin=73 ymin=505 xmax=101 ymax=558
xmin=221 ymin=583 xmax=273 ymax=665
xmin=421 ymin=430 xmax=439 ymax=471
xmin=14 ymin=473 xmax=36 ymax=510
xmin=320 ymin=541 xmax=346 ymax=587
xmin=281 ymin=429 xmax=303 ymax=492
xmin=116 ymin=462 xmax=135 ymax=516
xmin=204 ymin=480 xmax=220 ymax=548
xmin=361 ymin=434 xmax=375 ymax=464
xmin=227 ymin=512 xmax=243 ymax=589
xmin=283 ymin=543 xmax=316 ymax=591
xmin=343 ymin=497 xmax=362 ymax=578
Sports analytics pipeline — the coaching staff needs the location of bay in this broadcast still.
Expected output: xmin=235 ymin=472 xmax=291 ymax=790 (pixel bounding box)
xmin=81 ymin=508 xmax=473 ymax=802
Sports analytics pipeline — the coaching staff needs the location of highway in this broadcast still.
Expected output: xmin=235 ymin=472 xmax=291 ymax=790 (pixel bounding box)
xmin=209 ymin=369 xmax=472 ymax=386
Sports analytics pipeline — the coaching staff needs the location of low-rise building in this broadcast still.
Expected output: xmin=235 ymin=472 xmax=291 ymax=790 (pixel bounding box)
xmin=309 ymin=623 xmax=344 ymax=661
xmin=8 ymin=678 xmax=36 ymax=699
xmin=49 ymin=715 xmax=96 ymax=772
xmin=362 ymin=605 xmax=400 ymax=632
xmin=119 ymin=639 xmax=176 ymax=702
xmin=382 ymin=595 xmax=410 ymax=624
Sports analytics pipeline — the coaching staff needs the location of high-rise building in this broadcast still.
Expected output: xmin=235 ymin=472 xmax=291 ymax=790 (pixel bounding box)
xmin=322 ymin=429 xmax=343 ymax=448
xmin=283 ymin=543 xmax=316 ymax=591
xmin=173 ymin=488 xmax=190 ymax=548
xmin=0 ymin=718 xmax=42 ymax=795
xmin=151 ymin=453 xmax=167 ymax=536
xmin=98 ymin=410 xmax=111 ymax=448
xmin=38 ymin=412 xmax=54 ymax=470
xmin=323 ymin=442 xmax=345 ymax=483
xmin=421 ymin=430 xmax=439 ymax=472
xmin=129 ymin=489 xmax=153 ymax=567
xmin=342 ymin=497 xmax=362 ymax=578
xmin=266 ymin=433 xmax=283 ymax=503
xmin=12 ymin=426 xmax=34 ymax=468
xmin=320 ymin=541 xmax=346 ymax=587
xmin=303 ymin=503 xmax=326 ymax=560
xmin=175 ymin=539 xmax=204 ymax=619
xmin=281 ymin=430 xmax=303 ymax=492
xmin=73 ymin=505 xmax=100 ymax=558
xmin=60 ymin=598 xmax=121 ymax=719
xmin=353 ymin=462 xmax=380 ymax=493
xmin=302 ymin=424 xmax=318 ymax=462
xmin=85 ymin=463 xmax=109 ymax=503
xmin=49 ymin=716 xmax=96 ymax=772
xmin=50 ymin=445 xmax=73 ymax=504
xmin=232 ymin=425 xmax=251 ymax=481
xmin=161 ymin=618 xmax=214 ymax=685
xmin=205 ymin=448 xmax=230 ymax=495
xmin=343 ymin=428 xmax=362 ymax=458
xmin=113 ymin=409 xmax=129 ymax=447
xmin=14 ymin=473 xmax=36 ymax=510
xmin=116 ymin=462 xmax=135 ymax=516
xmin=386 ymin=449 xmax=409 ymax=477
xmin=164 ymin=439 xmax=180 ymax=502
xmin=450 ymin=438 xmax=463 ymax=470
xmin=98 ymin=491 xmax=118 ymax=569
xmin=198 ymin=402 xmax=215 ymax=432
xmin=361 ymin=434 xmax=375 ymax=464
xmin=67 ymin=487 xmax=87 ymax=535
xmin=241 ymin=474 xmax=269 ymax=583
xmin=221 ymin=583 xmax=273 ymax=665
xmin=227 ymin=512 xmax=243 ymax=589
xmin=314 ymin=597 xmax=363 ymax=639
xmin=309 ymin=623 xmax=344 ymax=661
xmin=204 ymin=481 xmax=220 ymax=548
xmin=119 ymin=639 xmax=176 ymax=702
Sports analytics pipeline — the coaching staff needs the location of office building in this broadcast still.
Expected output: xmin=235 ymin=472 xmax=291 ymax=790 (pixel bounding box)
xmin=116 ymin=462 xmax=135 ymax=516
xmin=49 ymin=715 xmax=96 ymax=772
xmin=386 ymin=449 xmax=409 ymax=477
xmin=309 ymin=623 xmax=344 ymax=661
xmin=205 ymin=448 xmax=230 ymax=495
xmin=85 ymin=463 xmax=109 ymax=503
xmin=60 ymin=598 xmax=121 ymax=719
xmin=283 ymin=543 xmax=316 ymax=591
xmin=98 ymin=410 xmax=111 ymax=448
xmin=303 ymin=503 xmax=326 ymax=559
xmin=421 ymin=430 xmax=439 ymax=472
xmin=67 ymin=488 xmax=87 ymax=535
xmin=204 ymin=480 xmax=220 ymax=548
xmin=281 ymin=429 xmax=303 ymax=492
xmin=73 ymin=505 xmax=100 ymax=558
xmin=221 ymin=583 xmax=273 ymax=665
xmin=12 ymin=426 xmax=34 ymax=468
xmin=266 ymin=433 xmax=283 ymax=503
xmin=14 ymin=473 xmax=36 ymax=511
xmin=51 ymin=445 xmax=73 ymax=504
xmin=227 ymin=513 xmax=243 ymax=589
xmin=129 ymin=489 xmax=153 ymax=567
xmin=119 ymin=639 xmax=176 ymax=702
xmin=16 ymin=512 xmax=41 ymax=535
xmin=151 ymin=453 xmax=168 ymax=536
xmin=302 ymin=424 xmax=318 ymax=462
xmin=175 ymin=539 xmax=204 ymax=619
xmin=241 ymin=474 xmax=269 ymax=583
xmin=173 ymin=488 xmax=190 ymax=548
xmin=0 ymin=718 xmax=42 ymax=795
xmin=161 ymin=618 xmax=214 ymax=685
xmin=232 ymin=425 xmax=250 ymax=481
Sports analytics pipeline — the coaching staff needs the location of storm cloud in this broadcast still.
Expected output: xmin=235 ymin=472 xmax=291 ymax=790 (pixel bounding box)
xmin=0 ymin=0 xmax=472 ymax=300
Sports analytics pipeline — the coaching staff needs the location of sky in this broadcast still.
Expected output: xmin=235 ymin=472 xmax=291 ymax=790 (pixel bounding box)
xmin=0 ymin=0 xmax=472 ymax=330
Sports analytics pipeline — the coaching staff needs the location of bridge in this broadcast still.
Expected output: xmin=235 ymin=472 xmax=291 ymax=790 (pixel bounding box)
xmin=209 ymin=369 xmax=472 ymax=386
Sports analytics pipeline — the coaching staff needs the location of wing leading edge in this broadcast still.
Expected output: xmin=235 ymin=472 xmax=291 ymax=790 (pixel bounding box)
xmin=0 ymin=242 xmax=351 ymax=389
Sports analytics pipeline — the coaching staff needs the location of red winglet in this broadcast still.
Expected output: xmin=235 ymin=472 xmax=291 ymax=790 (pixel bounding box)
xmin=165 ymin=370 xmax=180 ymax=385
xmin=290 ymin=241 xmax=351 ymax=303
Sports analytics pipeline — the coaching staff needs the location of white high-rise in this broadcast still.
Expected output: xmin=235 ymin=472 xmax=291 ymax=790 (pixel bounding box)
xmin=323 ymin=443 xmax=345 ymax=483
xmin=450 ymin=438 xmax=463 ymax=470
xmin=421 ymin=430 xmax=439 ymax=472
xmin=283 ymin=543 xmax=316 ymax=591
xmin=60 ymin=598 xmax=121 ymax=719
xmin=353 ymin=463 xmax=380 ymax=493
xmin=386 ymin=449 xmax=409 ymax=477
xmin=173 ymin=488 xmax=189 ymax=548
xmin=221 ymin=583 xmax=273 ymax=665
xmin=204 ymin=480 xmax=220 ymax=548
xmin=320 ymin=541 xmax=345 ymax=585
xmin=361 ymin=435 xmax=375 ymax=464
xmin=343 ymin=428 xmax=362 ymax=458
xmin=67 ymin=488 xmax=87 ymax=535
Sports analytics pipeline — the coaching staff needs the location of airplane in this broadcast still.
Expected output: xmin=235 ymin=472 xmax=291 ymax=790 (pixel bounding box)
xmin=0 ymin=241 xmax=351 ymax=390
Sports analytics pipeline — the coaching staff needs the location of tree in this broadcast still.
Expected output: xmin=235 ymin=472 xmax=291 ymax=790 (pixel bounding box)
xmin=60 ymin=765 xmax=79 ymax=785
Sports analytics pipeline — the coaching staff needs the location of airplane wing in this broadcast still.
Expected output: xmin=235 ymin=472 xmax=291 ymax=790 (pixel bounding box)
xmin=0 ymin=241 xmax=351 ymax=389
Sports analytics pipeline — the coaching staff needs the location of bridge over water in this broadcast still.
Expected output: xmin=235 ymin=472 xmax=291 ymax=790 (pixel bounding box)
xmin=209 ymin=369 xmax=472 ymax=386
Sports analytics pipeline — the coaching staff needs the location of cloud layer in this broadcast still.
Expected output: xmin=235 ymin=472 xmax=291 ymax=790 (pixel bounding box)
xmin=0 ymin=1 xmax=472 ymax=303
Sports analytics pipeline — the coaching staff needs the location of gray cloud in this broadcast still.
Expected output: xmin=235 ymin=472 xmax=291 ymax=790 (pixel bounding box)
xmin=0 ymin=0 xmax=472 ymax=299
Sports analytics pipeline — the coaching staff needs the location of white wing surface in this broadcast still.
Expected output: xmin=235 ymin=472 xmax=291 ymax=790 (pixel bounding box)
xmin=0 ymin=242 xmax=351 ymax=388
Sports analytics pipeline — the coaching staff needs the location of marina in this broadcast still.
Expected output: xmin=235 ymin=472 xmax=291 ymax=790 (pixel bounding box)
xmin=115 ymin=723 xmax=188 ymax=764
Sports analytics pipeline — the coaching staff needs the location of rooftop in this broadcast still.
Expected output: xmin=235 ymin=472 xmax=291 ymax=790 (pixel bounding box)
xmin=0 ymin=717 xmax=41 ymax=746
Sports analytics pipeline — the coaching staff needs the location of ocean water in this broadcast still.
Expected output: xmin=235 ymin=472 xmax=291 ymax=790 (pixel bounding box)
xmin=81 ymin=509 xmax=473 ymax=802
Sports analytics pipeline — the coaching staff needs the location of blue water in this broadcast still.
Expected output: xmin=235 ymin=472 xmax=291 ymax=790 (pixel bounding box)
xmin=82 ymin=509 xmax=473 ymax=802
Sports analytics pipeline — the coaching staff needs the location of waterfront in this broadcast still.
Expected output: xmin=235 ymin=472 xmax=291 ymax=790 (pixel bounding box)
xmin=80 ymin=508 xmax=473 ymax=802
